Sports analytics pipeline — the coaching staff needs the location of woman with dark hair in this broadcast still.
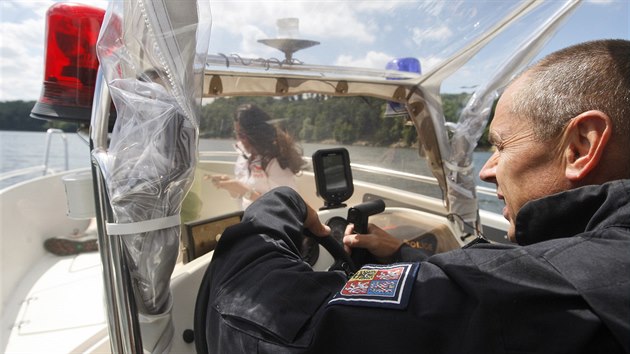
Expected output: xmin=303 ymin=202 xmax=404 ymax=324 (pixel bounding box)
xmin=209 ymin=104 xmax=305 ymax=209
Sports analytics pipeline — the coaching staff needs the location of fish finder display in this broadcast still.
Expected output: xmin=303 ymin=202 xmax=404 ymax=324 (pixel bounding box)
xmin=322 ymin=154 xmax=347 ymax=191
xmin=313 ymin=148 xmax=353 ymax=208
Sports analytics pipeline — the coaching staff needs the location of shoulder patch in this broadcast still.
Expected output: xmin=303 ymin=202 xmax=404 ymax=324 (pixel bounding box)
xmin=328 ymin=262 xmax=420 ymax=309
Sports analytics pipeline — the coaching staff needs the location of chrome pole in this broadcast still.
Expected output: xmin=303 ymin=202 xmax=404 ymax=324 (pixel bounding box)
xmin=90 ymin=68 xmax=144 ymax=353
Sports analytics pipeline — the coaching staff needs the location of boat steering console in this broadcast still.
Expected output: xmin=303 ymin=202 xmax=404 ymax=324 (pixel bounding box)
xmin=307 ymin=148 xmax=386 ymax=275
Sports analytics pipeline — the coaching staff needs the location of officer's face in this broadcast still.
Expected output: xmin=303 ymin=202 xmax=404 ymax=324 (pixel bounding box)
xmin=479 ymin=77 xmax=569 ymax=242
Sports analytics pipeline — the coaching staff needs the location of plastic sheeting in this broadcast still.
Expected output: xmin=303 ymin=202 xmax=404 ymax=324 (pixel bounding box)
xmin=96 ymin=78 xmax=195 ymax=314
xmin=443 ymin=1 xmax=581 ymax=225
xmin=93 ymin=0 xmax=210 ymax=351
xmin=414 ymin=0 xmax=582 ymax=225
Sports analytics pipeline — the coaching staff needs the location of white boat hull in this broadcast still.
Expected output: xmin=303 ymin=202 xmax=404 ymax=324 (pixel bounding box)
xmin=1 ymin=160 xmax=507 ymax=353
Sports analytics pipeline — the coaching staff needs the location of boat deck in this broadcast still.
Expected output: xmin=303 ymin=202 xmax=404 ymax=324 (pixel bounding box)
xmin=2 ymin=251 xmax=108 ymax=353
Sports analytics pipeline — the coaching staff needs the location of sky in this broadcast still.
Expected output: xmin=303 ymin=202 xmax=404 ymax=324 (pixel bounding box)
xmin=0 ymin=0 xmax=628 ymax=102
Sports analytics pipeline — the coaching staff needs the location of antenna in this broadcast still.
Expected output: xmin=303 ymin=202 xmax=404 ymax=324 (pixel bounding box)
xmin=257 ymin=18 xmax=319 ymax=63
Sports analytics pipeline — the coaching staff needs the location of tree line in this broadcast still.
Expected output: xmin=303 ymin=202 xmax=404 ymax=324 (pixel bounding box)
xmin=200 ymin=93 xmax=492 ymax=149
xmin=201 ymin=95 xmax=415 ymax=146
xmin=0 ymin=100 xmax=79 ymax=132
xmin=0 ymin=95 xmax=493 ymax=149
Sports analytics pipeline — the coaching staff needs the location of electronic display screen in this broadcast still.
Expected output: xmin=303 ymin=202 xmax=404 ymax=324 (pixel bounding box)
xmin=322 ymin=153 xmax=347 ymax=191
xmin=313 ymin=148 xmax=353 ymax=208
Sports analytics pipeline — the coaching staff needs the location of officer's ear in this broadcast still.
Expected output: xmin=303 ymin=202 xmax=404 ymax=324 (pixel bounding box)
xmin=564 ymin=110 xmax=612 ymax=181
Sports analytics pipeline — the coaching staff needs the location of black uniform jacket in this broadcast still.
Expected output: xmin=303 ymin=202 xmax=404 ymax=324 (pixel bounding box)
xmin=204 ymin=181 xmax=630 ymax=353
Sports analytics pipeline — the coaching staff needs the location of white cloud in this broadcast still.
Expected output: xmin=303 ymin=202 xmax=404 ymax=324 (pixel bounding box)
xmin=411 ymin=25 xmax=453 ymax=47
xmin=1 ymin=0 xmax=54 ymax=19
xmin=417 ymin=55 xmax=445 ymax=74
xmin=238 ymin=24 xmax=270 ymax=56
xmin=1 ymin=16 xmax=47 ymax=101
xmin=335 ymin=50 xmax=392 ymax=69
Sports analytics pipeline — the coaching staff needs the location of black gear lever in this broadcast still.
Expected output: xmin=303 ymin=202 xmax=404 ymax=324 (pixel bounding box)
xmin=346 ymin=199 xmax=385 ymax=267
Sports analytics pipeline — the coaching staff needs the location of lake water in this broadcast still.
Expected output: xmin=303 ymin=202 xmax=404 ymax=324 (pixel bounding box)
xmin=0 ymin=130 xmax=92 ymax=189
xmin=0 ymin=130 xmax=500 ymax=213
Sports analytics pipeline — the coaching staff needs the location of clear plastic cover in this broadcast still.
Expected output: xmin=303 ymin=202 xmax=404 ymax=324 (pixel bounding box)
xmin=92 ymin=0 xmax=210 ymax=350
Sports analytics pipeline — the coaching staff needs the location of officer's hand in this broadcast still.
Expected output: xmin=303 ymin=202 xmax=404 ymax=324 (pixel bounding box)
xmin=343 ymin=223 xmax=403 ymax=259
xmin=303 ymin=203 xmax=330 ymax=238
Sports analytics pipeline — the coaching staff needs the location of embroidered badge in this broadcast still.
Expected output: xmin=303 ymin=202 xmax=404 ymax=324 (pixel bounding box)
xmin=328 ymin=262 xmax=420 ymax=309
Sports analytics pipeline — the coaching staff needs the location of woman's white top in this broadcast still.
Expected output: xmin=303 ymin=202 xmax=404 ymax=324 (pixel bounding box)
xmin=234 ymin=150 xmax=297 ymax=209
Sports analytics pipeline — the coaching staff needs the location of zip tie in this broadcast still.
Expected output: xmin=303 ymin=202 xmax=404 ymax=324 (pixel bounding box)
xmin=107 ymin=215 xmax=180 ymax=235
xmin=446 ymin=179 xmax=475 ymax=199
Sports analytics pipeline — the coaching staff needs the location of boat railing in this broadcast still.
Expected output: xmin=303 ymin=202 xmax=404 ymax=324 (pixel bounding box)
xmin=198 ymin=151 xmax=242 ymax=159
xmin=475 ymin=185 xmax=499 ymax=198
xmin=0 ymin=128 xmax=69 ymax=184
xmin=198 ymin=151 xmax=498 ymax=198
xmin=42 ymin=128 xmax=69 ymax=174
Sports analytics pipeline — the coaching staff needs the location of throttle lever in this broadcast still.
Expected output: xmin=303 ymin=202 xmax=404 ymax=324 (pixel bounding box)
xmin=346 ymin=199 xmax=385 ymax=267
xmin=347 ymin=199 xmax=385 ymax=233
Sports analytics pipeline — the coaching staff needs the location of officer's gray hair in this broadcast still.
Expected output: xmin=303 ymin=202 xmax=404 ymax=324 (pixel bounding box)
xmin=509 ymin=39 xmax=630 ymax=144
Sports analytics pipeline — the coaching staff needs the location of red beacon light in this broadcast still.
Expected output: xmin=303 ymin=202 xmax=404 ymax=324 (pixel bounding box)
xmin=31 ymin=2 xmax=106 ymax=124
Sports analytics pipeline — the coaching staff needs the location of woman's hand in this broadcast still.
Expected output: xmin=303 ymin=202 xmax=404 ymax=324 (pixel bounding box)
xmin=205 ymin=174 xmax=247 ymax=198
xmin=343 ymin=223 xmax=403 ymax=259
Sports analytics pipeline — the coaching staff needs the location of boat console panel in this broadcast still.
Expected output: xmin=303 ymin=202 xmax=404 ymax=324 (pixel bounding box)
xmin=368 ymin=208 xmax=460 ymax=255
xmin=182 ymin=211 xmax=243 ymax=263
xmin=312 ymin=204 xmax=460 ymax=271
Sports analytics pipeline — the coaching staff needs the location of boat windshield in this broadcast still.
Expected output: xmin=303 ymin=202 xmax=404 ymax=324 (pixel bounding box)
xmin=198 ymin=95 xmax=446 ymax=198
xmin=200 ymin=0 xmax=582 ymax=219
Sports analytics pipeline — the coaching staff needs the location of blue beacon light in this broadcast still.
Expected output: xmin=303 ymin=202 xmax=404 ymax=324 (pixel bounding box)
xmin=385 ymin=57 xmax=421 ymax=117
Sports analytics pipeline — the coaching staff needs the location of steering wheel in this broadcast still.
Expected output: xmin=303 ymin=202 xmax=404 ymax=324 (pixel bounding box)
xmin=303 ymin=216 xmax=358 ymax=275
xmin=304 ymin=215 xmax=382 ymax=276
